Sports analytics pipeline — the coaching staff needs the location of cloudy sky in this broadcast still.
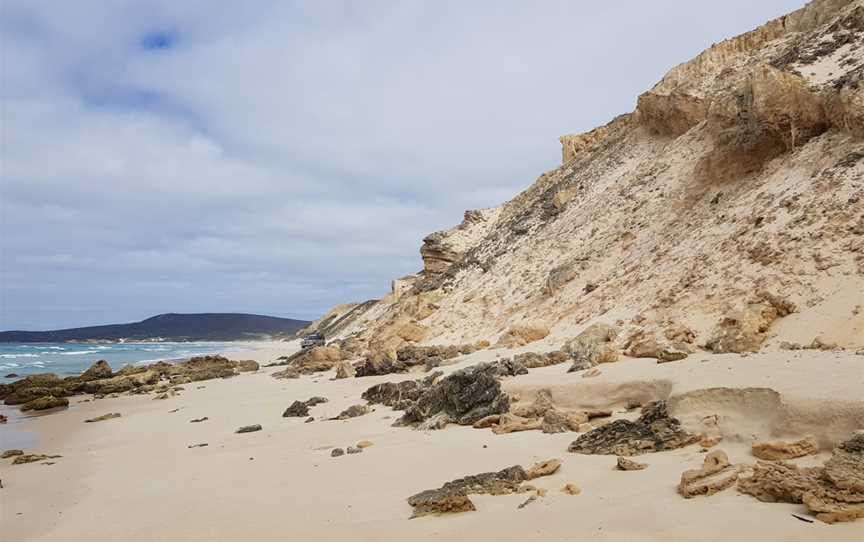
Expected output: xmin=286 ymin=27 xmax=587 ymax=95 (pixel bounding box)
xmin=0 ymin=1 xmax=803 ymax=330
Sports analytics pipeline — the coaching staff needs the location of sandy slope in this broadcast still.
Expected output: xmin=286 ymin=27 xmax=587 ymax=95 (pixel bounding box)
xmin=1 ymin=341 xmax=862 ymax=541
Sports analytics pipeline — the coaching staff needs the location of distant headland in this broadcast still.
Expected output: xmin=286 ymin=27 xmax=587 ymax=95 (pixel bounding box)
xmin=0 ymin=313 xmax=311 ymax=343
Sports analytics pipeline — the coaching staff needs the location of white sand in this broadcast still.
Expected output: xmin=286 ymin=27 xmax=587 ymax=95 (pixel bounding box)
xmin=2 ymin=342 xmax=862 ymax=541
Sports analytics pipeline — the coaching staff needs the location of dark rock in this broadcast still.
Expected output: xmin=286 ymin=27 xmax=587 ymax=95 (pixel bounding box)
xmin=333 ymin=404 xmax=371 ymax=420
xmin=190 ymin=417 xmax=208 ymax=423
xmin=398 ymin=363 xmax=510 ymax=428
xmin=84 ymin=413 xmax=121 ymax=423
xmin=567 ymin=401 xmax=697 ymax=456
xmin=4 ymin=373 xmax=19 ymax=379
xmin=1 ymin=449 xmax=24 ymax=459
xmin=188 ymin=443 xmax=208 ymax=448
xmin=347 ymin=446 xmax=363 ymax=454
xmin=354 ymin=358 xmax=408 ymax=378
xmin=492 ymin=357 xmax=528 ymax=377
xmin=235 ymin=424 xmax=262 ymax=433
xmin=362 ymin=371 xmax=442 ymax=409
xmin=12 ymin=453 xmax=62 ymax=465
xmin=331 ymin=448 xmax=345 ymax=457
xmin=283 ymin=400 xmax=310 ymax=417
xmin=305 ymin=396 xmax=328 ymax=407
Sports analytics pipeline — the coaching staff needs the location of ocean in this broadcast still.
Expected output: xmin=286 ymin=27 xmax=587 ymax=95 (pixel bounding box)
xmin=0 ymin=342 xmax=245 ymax=378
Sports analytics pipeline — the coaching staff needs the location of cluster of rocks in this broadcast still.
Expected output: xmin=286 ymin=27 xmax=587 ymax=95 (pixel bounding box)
xmin=407 ymin=459 xmax=561 ymax=518
xmin=670 ymin=432 xmax=863 ymax=524
xmin=473 ymin=389 xmax=612 ymax=435
xmin=354 ymin=341 xmax=491 ymax=377
xmin=568 ymin=401 xmax=698 ymax=456
xmin=737 ymin=432 xmax=864 ymax=524
xmin=330 ymin=441 xmax=373 ymax=457
xmin=0 ymin=356 xmax=258 ymax=412
xmin=363 ymin=363 xmax=511 ymax=430
xmin=2 ymin=450 xmax=62 ymax=465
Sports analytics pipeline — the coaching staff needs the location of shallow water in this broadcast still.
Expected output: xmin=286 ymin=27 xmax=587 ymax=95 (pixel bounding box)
xmin=0 ymin=342 xmax=244 ymax=378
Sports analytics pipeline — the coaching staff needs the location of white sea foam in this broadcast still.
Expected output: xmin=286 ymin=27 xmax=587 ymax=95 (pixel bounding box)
xmin=0 ymin=353 xmax=39 ymax=358
xmin=59 ymin=350 xmax=99 ymax=355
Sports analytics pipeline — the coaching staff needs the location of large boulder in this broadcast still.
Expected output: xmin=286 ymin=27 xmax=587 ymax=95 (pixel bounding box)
xmin=398 ymin=363 xmax=510 ymax=428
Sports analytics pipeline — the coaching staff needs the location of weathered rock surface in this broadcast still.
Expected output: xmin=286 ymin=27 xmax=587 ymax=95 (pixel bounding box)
xmin=568 ymin=401 xmax=697 ymax=456
xmin=235 ymin=424 xmax=262 ymax=433
xmin=706 ymin=294 xmax=796 ymax=353
xmin=496 ymin=325 xmax=550 ymax=348
xmin=1 ymin=449 xmax=24 ymax=459
xmin=752 ymin=436 xmax=819 ymax=460
xmin=362 ymin=372 xmax=442 ymax=410
xmin=625 ymin=332 xmax=689 ymax=362
xmin=272 ymin=346 xmax=341 ymax=375
xmin=679 ymin=450 xmax=741 ymax=498
xmin=509 ymin=350 xmax=570 ymax=369
xmin=565 ymin=324 xmax=619 ymax=372
xmin=81 ymin=360 xmax=113 ymax=380
xmin=738 ymin=432 xmax=864 ymax=523
xmin=283 ymin=396 xmax=329 ymax=418
xmin=407 ymin=459 xmax=560 ymax=518
xmin=21 ymin=395 xmax=68 ymax=411
xmin=398 ymin=363 xmax=510 ymax=428
xmin=283 ymin=401 xmax=311 ymax=417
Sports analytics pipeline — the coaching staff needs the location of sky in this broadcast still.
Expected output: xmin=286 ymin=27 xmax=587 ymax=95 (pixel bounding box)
xmin=0 ymin=0 xmax=805 ymax=331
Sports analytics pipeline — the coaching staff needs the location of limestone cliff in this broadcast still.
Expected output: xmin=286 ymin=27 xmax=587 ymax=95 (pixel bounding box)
xmin=311 ymin=0 xmax=864 ymax=359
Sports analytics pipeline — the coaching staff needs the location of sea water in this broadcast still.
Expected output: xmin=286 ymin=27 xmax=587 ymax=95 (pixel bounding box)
xmin=0 ymin=342 xmax=244 ymax=378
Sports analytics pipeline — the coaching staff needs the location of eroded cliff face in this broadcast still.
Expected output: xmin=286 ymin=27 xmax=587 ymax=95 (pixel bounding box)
xmin=311 ymin=0 xmax=864 ymax=359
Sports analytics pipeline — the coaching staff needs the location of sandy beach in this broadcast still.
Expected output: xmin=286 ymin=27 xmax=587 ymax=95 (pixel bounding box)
xmin=2 ymin=340 xmax=862 ymax=541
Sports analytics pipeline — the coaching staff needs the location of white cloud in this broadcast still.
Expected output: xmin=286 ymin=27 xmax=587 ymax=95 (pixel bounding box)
xmin=0 ymin=0 xmax=805 ymax=329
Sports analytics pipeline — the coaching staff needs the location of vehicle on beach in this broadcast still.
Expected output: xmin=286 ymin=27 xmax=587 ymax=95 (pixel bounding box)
xmin=300 ymin=332 xmax=326 ymax=349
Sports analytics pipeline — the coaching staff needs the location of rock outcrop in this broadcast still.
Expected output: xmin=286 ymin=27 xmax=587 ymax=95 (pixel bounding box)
xmin=397 ymin=363 xmax=510 ymax=429
xmin=568 ymin=401 xmax=697 ymax=456
xmin=407 ymin=459 xmax=560 ymax=518
xmin=752 ymin=436 xmax=819 ymax=460
xmin=738 ymin=432 xmax=864 ymax=523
